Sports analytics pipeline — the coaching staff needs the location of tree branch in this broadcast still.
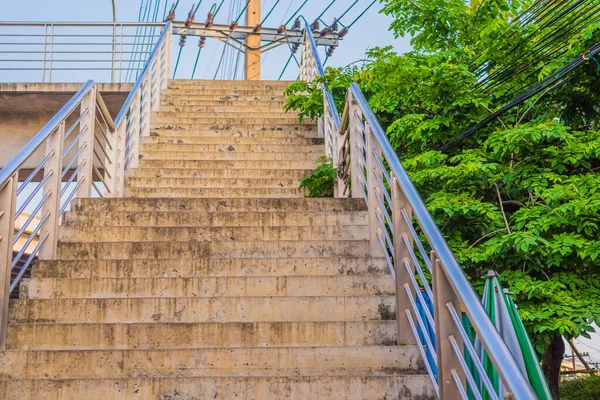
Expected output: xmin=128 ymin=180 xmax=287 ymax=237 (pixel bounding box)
xmin=495 ymin=183 xmax=511 ymax=234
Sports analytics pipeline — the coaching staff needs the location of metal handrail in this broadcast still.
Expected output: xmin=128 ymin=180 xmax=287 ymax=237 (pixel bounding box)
xmin=0 ymin=21 xmax=172 ymax=348
xmin=299 ymin=27 xmax=538 ymax=400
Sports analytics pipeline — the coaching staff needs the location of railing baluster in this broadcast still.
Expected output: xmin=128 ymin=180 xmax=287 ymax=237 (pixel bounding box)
xmin=432 ymin=251 xmax=466 ymax=399
xmin=366 ymin=124 xmax=385 ymax=257
xmin=39 ymin=121 xmax=65 ymax=259
xmin=112 ymin=122 xmax=127 ymax=196
xmin=391 ymin=175 xmax=418 ymax=345
xmin=128 ymin=92 xmax=142 ymax=170
xmin=76 ymin=87 xmax=98 ymax=198
xmin=0 ymin=174 xmax=17 ymax=348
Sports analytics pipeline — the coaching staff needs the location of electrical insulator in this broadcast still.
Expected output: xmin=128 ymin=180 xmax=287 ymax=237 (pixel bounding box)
xmin=229 ymin=21 xmax=238 ymax=30
xmin=331 ymin=19 xmax=339 ymax=32
xmin=338 ymin=28 xmax=348 ymax=38
xmin=199 ymin=37 xmax=206 ymax=48
xmin=320 ymin=28 xmax=330 ymax=37
xmin=277 ymin=25 xmax=286 ymax=34
xmin=205 ymin=11 xmax=214 ymax=28
xmin=179 ymin=35 xmax=187 ymax=47
xmin=291 ymin=43 xmax=300 ymax=54
xmin=252 ymin=24 xmax=262 ymax=34
xmin=165 ymin=5 xmax=176 ymax=22
xmin=311 ymin=20 xmax=320 ymax=31
xmin=292 ymin=19 xmax=301 ymax=30
xmin=326 ymin=46 xmax=336 ymax=57
xmin=185 ymin=6 xmax=195 ymax=28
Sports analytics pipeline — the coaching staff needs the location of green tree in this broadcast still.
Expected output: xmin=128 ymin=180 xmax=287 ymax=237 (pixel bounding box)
xmin=287 ymin=1 xmax=600 ymax=396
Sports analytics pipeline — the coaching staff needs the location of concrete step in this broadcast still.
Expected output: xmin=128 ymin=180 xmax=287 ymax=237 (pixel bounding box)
xmin=127 ymin=167 xmax=312 ymax=179
xmin=160 ymin=104 xmax=293 ymax=113
xmin=140 ymin=142 xmax=323 ymax=153
xmin=124 ymin=176 xmax=304 ymax=189
xmin=160 ymin=94 xmax=287 ymax=102
xmin=0 ymin=375 xmax=435 ymax=400
xmin=124 ymin=187 xmax=306 ymax=198
xmin=31 ymin=257 xmax=388 ymax=279
xmin=161 ymin=87 xmax=288 ymax=94
xmin=70 ymin=197 xmax=367 ymax=213
xmin=139 ymin=151 xmax=320 ymax=161
xmin=8 ymin=322 xmax=396 ymax=350
xmin=150 ymin=123 xmax=313 ymax=131
xmin=0 ymin=346 xmax=420 ymax=377
xmin=150 ymin=127 xmax=317 ymax=137
xmin=154 ymin=111 xmax=295 ymax=118
xmin=141 ymin=135 xmax=323 ymax=145
xmin=56 ymin=240 xmax=370 ymax=259
xmin=58 ymin=225 xmax=368 ymax=242
xmin=160 ymin=99 xmax=288 ymax=107
xmin=168 ymin=80 xmax=294 ymax=88
xmin=62 ymin=210 xmax=367 ymax=227
xmin=138 ymin=159 xmax=319 ymax=169
xmin=152 ymin=117 xmax=307 ymax=125
xmin=9 ymin=296 xmax=395 ymax=324
xmin=20 ymin=275 xmax=393 ymax=299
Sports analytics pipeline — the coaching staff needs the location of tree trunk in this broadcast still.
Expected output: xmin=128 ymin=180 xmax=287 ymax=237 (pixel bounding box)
xmin=542 ymin=335 xmax=564 ymax=399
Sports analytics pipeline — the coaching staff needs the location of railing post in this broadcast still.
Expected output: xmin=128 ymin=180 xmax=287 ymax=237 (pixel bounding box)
xmin=365 ymin=123 xmax=385 ymax=258
xmin=76 ymin=86 xmax=98 ymax=198
xmin=348 ymin=95 xmax=363 ymax=200
xmin=38 ymin=121 xmax=65 ymax=260
xmin=129 ymin=91 xmax=142 ymax=170
xmin=432 ymin=251 xmax=466 ymax=399
xmin=141 ymin=75 xmax=152 ymax=139
xmin=161 ymin=26 xmax=172 ymax=89
xmin=112 ymin=123 xmax=126 ymax=196
xmin=0 ymin=175 xmax=17 ymax=348
xmin=104 ymin=124 xmax=119 ymax=198
xmin=391 ymin=175 xmax=418 ymax=345
xmin=150 ymin=59 xmax=160 ymax=112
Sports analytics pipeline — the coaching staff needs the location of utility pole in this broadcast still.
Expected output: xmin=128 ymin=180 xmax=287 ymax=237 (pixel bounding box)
xmin=245 ymin=0 xmax=261 ymax=80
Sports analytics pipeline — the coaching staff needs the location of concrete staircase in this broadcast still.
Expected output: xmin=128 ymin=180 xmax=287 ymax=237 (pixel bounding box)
xmin=0 ymin=81 xmax=435 ymax=399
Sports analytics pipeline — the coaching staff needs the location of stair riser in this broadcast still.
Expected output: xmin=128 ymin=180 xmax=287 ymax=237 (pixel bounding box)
xmin=125 ymin=177 xmax=304 ymax=189
xmin=138 ymin=159 xmax=318 ymax=169
xmin=124 ymin=187 xmax=306 ymax=198
xmin=166 ymin=81 xmax=294 ymax=88
xmin=10 ymin=296 xmax=396 ymax=324
xmin=0 ymin=346 xmax=417 ymax=377
xmin=127 ymin=168 xmax=312 ymax=179
xmin=160 ymin=95 xmax=287 ymax=102
xmin=140 ymin=143 xmax=323 ymax=153
xmin=150 ymin=124 xmax=313 ymax=131
xmin=0 ymin=375 xmax=436 ymax=400
xmin=20 ymin=275 xmax=393 ymax=299
xmin=162 ymin=88 xmax=289 ymax=95
xmin=31 ymin=257 xmax=388 ymax=279
xmin=70 ymin=198 xmax=367 ymax=213
xmin=139 ymin=152 xmax=321 ymax=161
xmin=58 ymin=226 xmax=368 ymax=242
xmin=161 ymin=105 xmax=293 ymax=113
xmin=151 ymin=127 xmax=317 ymax=137
xmin=153 ymin=118 xmax=308 ymax=126
xmin=7 ymin=323 xmax=397 ymax=351
xmin=141 ymin=136 xmax=323 ymax=145
xmin=154 ymin=111 xmax=296 ymax=118
xmin=161 ymin=99 xmax=287 ymax=107
xmin=62 ymin=211 xmax=367 ymax=228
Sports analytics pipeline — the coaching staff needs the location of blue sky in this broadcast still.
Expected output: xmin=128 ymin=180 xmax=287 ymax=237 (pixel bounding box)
xmin=2 ymin=0 xmax=411 ymax=82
